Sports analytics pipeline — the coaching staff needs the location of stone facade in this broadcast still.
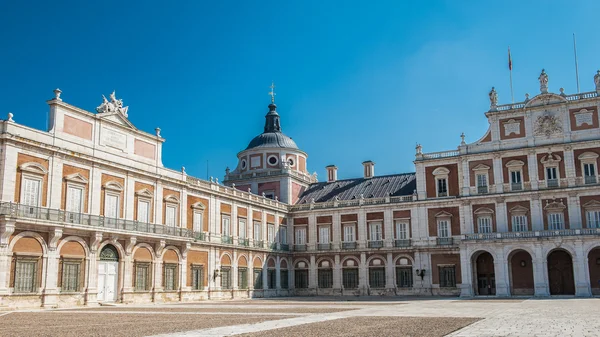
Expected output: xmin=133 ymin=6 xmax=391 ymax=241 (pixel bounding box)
xmin=1 ymin=70 xmax=600 ymax=309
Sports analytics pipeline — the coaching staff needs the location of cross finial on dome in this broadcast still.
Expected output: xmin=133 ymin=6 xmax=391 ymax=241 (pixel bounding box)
xmin=269 ymin=81 xmax=276 ymax=104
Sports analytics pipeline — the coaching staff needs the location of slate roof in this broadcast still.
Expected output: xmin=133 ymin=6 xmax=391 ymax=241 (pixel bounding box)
xmin=296 ymin=172 xmax=416 ymax=204
xmin=246 ymin=132 xmax=299 ymax=150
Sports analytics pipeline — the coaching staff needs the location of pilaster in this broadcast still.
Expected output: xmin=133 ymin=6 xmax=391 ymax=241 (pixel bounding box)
xmin=532 ymin=243 xmax=549 ymax=297
xmin=459 ymin=246 xmax=473 ymax=297
xmin=527 ymin=151 xmax=539 ymax=190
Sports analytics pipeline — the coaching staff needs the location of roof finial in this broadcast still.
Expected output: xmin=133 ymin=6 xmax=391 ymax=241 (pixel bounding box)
xmin=269 ymin=81 xmax=276 ymax=104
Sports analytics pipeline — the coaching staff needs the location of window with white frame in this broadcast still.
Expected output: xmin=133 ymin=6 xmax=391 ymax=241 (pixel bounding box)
xmin=267 ymin=223 xmax=275 ymax=242
xmin=279 ymin=226 xmax=288 ymax=244
xmin=583 ymin=200 xmax=600 ymax=229
xmin=432 ymin=167 xmax=450 ymax=197
xmin=506 ymin=160 xmax=525 ymax=191
xmin=512 ymin=215 xmax=528 ymax=232
xmin=19 ymin=162 xmax=47 ymax=209
xmin=544 ymin=199 xmax=566 ymax=230
xmin=66 ymin=185 xmax=84 ymax=222
xmin=369 ymin=222 xmax=382 ymax=241
xmin=477 ymin=216 xmax=492 ymax=233
xmin=472 ymin=164 xmax=490 ymax=194
xmin=579 ymin=152 xmax=599 ymax=185
xmin=14 ymin=257 xmax=38 ymax=293
xmin=238 ymin=218 xmax=246 ymax=238
xmin=394 ymin=221 xmax=409 ymax=240
xmin=253 ymin=221 xmax=262 ymax=241
xmin=135 ymin=263 xmax=150 ymax=291
xmin=61 ymin=260 xmax=81 ymax=292
xmin=104 ymin=193 xmax=119 ymax=219
xmin=343 ymin=224 xmax=355 ymax=242
xmin=163 ymin=264 xmax=177 ymax=291
xmin=437 ymin=220 xmax=450 ymax=237
xmin=137 ymin=200 xmax=150 ymax=223
xmin=165 ymin=205 xmax=177 ymax=227
xmin=222 ymin=216 xmax=231 ymax=237
xmin=294 ymin=227 xmax=306 ymax=245
xmin=192 ymin=211 xmax=203 ymax=232
xmin=541 ymin=152 xmax=561 ymax=188
xmin=318 ymin=225 xmax=330 ymax=243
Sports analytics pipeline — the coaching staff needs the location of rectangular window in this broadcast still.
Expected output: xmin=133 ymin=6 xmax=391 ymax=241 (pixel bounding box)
xmin=280 ymin=270 xmax=289 ymax=289
xmin=587 ymin=211 xmax=600 ymax=228
xmin=267 ymin=224 xmax=275 ymax=242
xmin=66 ymin=186 xmax=83 ymax=214
xmin=164 ymin=264 xmax=177 ymax=291
xmin=548 ymin=212 xmax=565 ymax=230
xmin=369 ymin=222 xmax=382 ymax=241
xmin=546 ymin=167 xmax=558 ymax=187
xmin=104 ymin=193 xmax=119 ymax=219
xmin=510 ymin=170 xmax=523 ymax=190
xmin=14 ymin=259 xmax=37 ymax=293
xmin=395 ymin=221 xmax=408 ymax=240
xmin=396 ymin=267 xmax=413 ymax=288
xmin=61 ymin=261 xmax=80 ymax=292
xmin=342 ymin=269 xmax=359 ymax=289
xmin=267 ymin=269 xmax=276 ymax=289
xmin=221 ymin=267 xmax=231 ymax=289
xmin=137 ymin=200 xmax=150 ymax=223
xmin=253 ymin=269 xmax=263 ymax=289
xmin=222 ymin=216 xmax=231 ymax=236
xmin=318 ymin=269 xmax=333 ymax=288
xmin=295 ymin=227 xmax=307 ymax=245
xmin=437 ymin=178 xmax=448 ymax=197
xmin=254 ymin=221 xmax=262 ymax=241
xmin=21 ymin=177 xmax=41 ymax=207
xmin=238 ymin=268 xmax=247 ymax=289
xmin=165 ymin=205 xmax=176 ymax=226
xmin=369 ymin=267 xmax=385 ymax=288
xmin=191 ymin=265 xmax=204 ymax=290
xmin=279 ymin=226 xmax=288 ymax=244
xmin=135 ymin=263 xmax=150 ymax=291
xmin=439 ymin=266 xmax=456 ymax=287
xmin=584 ymin=163 xmax=597 ymax=184
xmin=437 ymin=220 xmax=450 ymax=237
xmin=294 ymin=269 xmax=308 ymax=289
xmin=343 ymin=224 xmax=355 ymax=242
xmin=192 ymin=211 xmax=203 ymax=232
xmin=477 ymin=217 xmax=492 ymax=233
xmin=318 ymin=226 xmax=330 ymax=243
xmin=476 ymin=174 xmax=488 ymax=193
xmin=512 ymin=215 xmax=528 ymax=232
xmin=238 ymin=219 xmax=246 ymax=239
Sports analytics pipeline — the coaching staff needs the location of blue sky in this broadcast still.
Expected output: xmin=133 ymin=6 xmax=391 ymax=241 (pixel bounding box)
xmin=1 ymin=0 xmax=599 ymax=181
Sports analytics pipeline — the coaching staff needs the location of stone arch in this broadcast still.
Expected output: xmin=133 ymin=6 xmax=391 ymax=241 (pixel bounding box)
xmin=366 ymin=254 xmax=386 ymax=266
xmin=587 ymin=246 xmax=600 ymax=295
xmin=97 ymin=240 xmax=125 ymax=260
xmin=57 ymin=236 xmax=90 ymax=258
xmin=131 ymin=243 xmax=156 ymax=261
xmin=544 ymin=244 xmax=577 ymax=260
xmin=294 ymin=258 xmax=309 ymax=269
xmin=279 ymin=258 xmax=288 ymax=269
xmin=220 ymin=253 xmax=232 ymax=266
xmin=503 ymin=245 xmax=536 ymax=262
xmin=340 ymin=256 xmax=360 ymax=267
xmin=547 ymin=248 xmax=575 ymax=295
xmin=471 ymin=249 xmax=496 ymax=296
xmin=253 ymin=256 xmax=263 ymax=268
xmin=9 ymin=231 xmax=48 ymax=255
xmin=162 ymin=246 xmax=182 ymax=262
xmin=316 ymin=257 xmax=334 ymax=268
xmin=266 ymin=257 xmax=276 ymax=268
xmin=507 ymin=248 xmax=534 ymax=296
xmin=237 ymin=254 xmax=248 ymax=267
xmin=367 ymin=255 xmax=386 ymax=288
xmin=393 ymin=254 xmax=414 ymax=266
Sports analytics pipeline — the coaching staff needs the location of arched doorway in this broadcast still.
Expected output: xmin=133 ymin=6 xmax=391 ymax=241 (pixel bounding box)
xmin=508 ymin=250 xmax=534 ymax=295
xmin=588 ymin=248 xmax=600 ymax=295
xmin=98 ymin=244 xmax=119 ymax=302
xmin=547 ymin=249 xmax=575 ymax=295
xmin=473 ymin=251 xmax=495 ymax=295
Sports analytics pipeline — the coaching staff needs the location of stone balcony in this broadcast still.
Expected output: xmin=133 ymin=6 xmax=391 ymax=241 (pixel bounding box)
xmin=462 ymin=228 xmax=600 ymax=241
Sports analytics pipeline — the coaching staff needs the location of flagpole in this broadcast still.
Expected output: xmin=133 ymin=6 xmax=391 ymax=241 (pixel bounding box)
xmin=573 ymin=33 xmax=580 ymax=93
xmin=508 ymin=46 xmax=514 ymax=103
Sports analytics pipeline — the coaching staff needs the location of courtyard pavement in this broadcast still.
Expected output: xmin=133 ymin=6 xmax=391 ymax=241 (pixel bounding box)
xmin=0 ymin=297 xmax=599 ymax=336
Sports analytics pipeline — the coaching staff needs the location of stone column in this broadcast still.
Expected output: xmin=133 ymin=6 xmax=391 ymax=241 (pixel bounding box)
xmin=359 ymin=252 xmax=367 ymax=295
xmin=358 ymin=209 xmax=367 ymax=249
xmin=564 ymin=147 xmax=576 ymax=187
xmin=85 ymin=233 xmax=103 ymax=305
xmin=332 ymin=254 xmax=341 ymax=292
xmin=232 ymin=250 xmax=238 ymax=291
xmin=385 ymin=252 xmax=394 ymax=291
xmin=493 ymin=245 xmax=509 ymax=296
xmin=42 ymin=228 xmax=62 ymax=308
xmin=332 ymin=212 xmax=341 ymax=250
xmin=531 ymin=196 xmax=544 ymax=231
xmin=90 ymin=166 xmax=103 ymax=215
xmin=574 ymin=240 xmax=591 ymax=297
xmin=309 ymin=255 xmax=316 ymax=290
xmin=461 ymin=158 xmax=470 ymax=196
xmin=495 ymin=199 xmax=508 ymax=233
xmin=459 ymin=246 xmax=473 ymax=297
xmin=180 ymin=188 xmax=188 ymax=230
xmin=48 ymin=156 xmax=63 ymax=209
xmin=527 ymin=151 xmax=539 ymax=190
xmin=532 ymin=243 xmax=549 ymax=297
xmin=275 ymin=256 xmax=281 ymax=291
xmin=384 ymin=209 xmax=393 ymax=247
xmin=125 ymin=173 xmax=135 ymax=220
xmin=493 ymin=155 xmax=504 ymax=193
xmin=0 ymin=221 xmax=16 ymax=297
xmin=247 ymin=251 xmax=254 ymax=291
xmin=567 ymin=193 xmax=582 ymax=229
xmin=461 ymin=202 xmax=472 ymax=234
xmin=308 ymin=213 xmax=317 ymax=251
xmin=262 ymin=259 xmax=268 ymax=290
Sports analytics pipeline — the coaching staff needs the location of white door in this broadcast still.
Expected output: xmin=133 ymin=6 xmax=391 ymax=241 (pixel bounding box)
xmin=97 ymin=261 xmax=118 ymax=302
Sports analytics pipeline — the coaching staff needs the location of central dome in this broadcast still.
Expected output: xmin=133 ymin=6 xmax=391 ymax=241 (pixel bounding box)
xmin=246 ymin=132 xmax=298 ymax=150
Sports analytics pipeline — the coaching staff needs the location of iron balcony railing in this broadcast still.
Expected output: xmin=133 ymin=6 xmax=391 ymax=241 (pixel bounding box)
xmin=221 ymin=236 xmax=233 ymax=244
xmin=477 ymin=186 xmax=488 ymax=194
xmin=511 ymin=182 xmax=523 ymax=191
xmin=294 ymin=244 xmax=307 ymax=252
xmin=238 ymin=238 xmax=249 ymax=247
xmin=463 ymin=228 xmax=600 ymax=241
xmin=394 ymin=239 xmax=411 ymax=247
xmin=546 ymin=179 xmax=559 ymax=188
xmin=2 ymin=202 xmax=194 ymax=238
xmin=585 ymin=175 xmax=597 ymax=184
xmin=280 ymin=243 xmax=289 ymax=251
xmin=194 ymin=232 xmax=207 ymax=241
xmin=436 ymin=237 xmax=454 ymax=245
xmin=317 ymin=243 xmax=331 ymax=251
xmin=342 ymin=242 xmax=357 ymax=249
xmin=368 ymin=240 xmax=384 ymax=248
xmin=269 ymin=242 xmax=278 ymax=250
xmin=253 ymin=240 xmax=264 ymax=248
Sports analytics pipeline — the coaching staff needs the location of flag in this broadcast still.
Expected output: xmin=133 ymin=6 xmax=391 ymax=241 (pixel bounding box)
xmin=508 ymin=47 xmax=512 ymax=71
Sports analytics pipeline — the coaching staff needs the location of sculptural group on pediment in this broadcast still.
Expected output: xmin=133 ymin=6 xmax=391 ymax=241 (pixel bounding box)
xmin=96 ymin=91 xmax=129 ymax=117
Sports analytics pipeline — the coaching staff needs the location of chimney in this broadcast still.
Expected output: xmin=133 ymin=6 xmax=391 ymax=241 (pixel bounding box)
xmin=362 ymin=160 xmax=375 ymax=179
xmin=326 ymin=165 xmax=337 ymax=182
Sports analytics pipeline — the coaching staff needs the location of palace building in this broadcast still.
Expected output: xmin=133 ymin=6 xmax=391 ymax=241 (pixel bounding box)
xmin=1 ymin=69 xmax=600 ymax=309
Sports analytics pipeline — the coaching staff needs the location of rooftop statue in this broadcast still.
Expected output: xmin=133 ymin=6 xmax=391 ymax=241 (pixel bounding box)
xmin=595 ymin=70 xmax=600 ymax=92
xmin=489 ymin=87 xmax=498 ymax=108
xmin=539 ymin=69 xmax=549 ymax=93
xmin=96 ymin=91 xmax=129 ymax=117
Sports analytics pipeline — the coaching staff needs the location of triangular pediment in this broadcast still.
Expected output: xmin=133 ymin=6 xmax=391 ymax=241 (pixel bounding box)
xmin=509 ymin=205 xmax=529 ymax=215
xmin=98 ymin=112 xmax=137 ymax=130
xmin=64 ymin=173 xmax=88 ymax=184
xmin=472 ymin=164 xmax=491 ymax=171
xmin=191 ymin=202 xmax=206 ymax=210
xmin=474 ymin=207 xmax=494 ymax=215
xmin=583 ymin=200 xmax=600 ymax=210
xmin=135 ymin=188 xmax=153 ymax=198
xmin=435 ymin=211 xmax=453 ymax=218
